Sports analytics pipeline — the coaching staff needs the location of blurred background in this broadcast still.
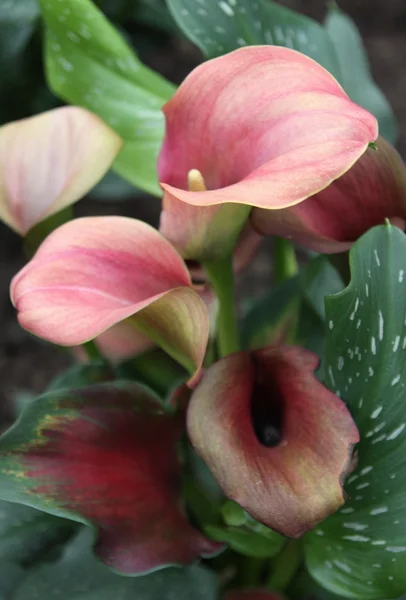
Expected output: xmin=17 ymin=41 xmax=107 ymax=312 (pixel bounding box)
xmin=0 ymin=0 xmax=405 ymax=418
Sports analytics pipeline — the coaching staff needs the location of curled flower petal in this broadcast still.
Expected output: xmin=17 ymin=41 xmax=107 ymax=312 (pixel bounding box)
xmin=73 ymin=322 xmax=154 ymax=363
xmin=0 ymin=107 xmax=122 ymax=235
xmin=0 ymin=382 xmax=220 ymax=574
xmin=252 ymin=137 xmax=406 ymax=253
xmin=159 ymin=46 xmax=377 ymax=213
xmin=187 ymin=346 xmax=359 ymax=538
xmin=11 ymin=216 xmax=209 ymax=375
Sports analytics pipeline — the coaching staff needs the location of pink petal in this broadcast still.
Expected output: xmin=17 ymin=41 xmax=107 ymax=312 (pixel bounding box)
xmin=159 ymin=46 xmax=377 ymax=211
xmin=0 ymin=107 xmax=122 ymax=235
xmin=252 ymin=137 xmax=406 ymax=252
xmin=11 ymin=216 xmax=209 ymax=374
xmin=73 ymin=322 xmax=154 ymax=363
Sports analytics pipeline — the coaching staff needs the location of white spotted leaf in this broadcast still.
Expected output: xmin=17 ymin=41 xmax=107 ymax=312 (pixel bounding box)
xmin=305 ymin=224 xmax=406 ymax=599
xmin=166 ymin=0 xmax=340 ymax=73
xmin=166 ymin=1 xmax=395 ymax=139
xmin=325 ymin=5 xmax=398 ymax=144
xmin=39 ymin=0 xmax=176 ymax=196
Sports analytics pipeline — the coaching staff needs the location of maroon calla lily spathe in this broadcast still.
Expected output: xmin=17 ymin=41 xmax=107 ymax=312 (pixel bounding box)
xmin=187 ymin=346 xmax=359 ymax=538
xmin=158 ymin=45 xmax=377 ymax=262
xmin=252 ymin=137 xmax=406 ymax=253
xmin=1 ymin=382 xmax=220 ymax=575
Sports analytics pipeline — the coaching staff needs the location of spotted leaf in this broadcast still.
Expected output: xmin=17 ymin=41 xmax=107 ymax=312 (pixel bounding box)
xmin=166 ymin=0 xmax=393 ymax=138
xmin=39 ymin=0 xmax=175 ymax=196
xmin=166 ymin=0 xmax=340 ymax=74
xmin=325 ymin=5 xmax=398 ymax=144
xmin=305 ymin=224 xmax=406 ymax=599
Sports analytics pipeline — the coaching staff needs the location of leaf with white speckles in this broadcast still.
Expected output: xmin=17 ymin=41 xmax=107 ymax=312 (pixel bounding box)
xmin=39 ymin=0 xmax=176 ymax=196
xmin=305 ymin=224 xmax=406 ymax=599
xmin=325 ymin=5 xmax=398 ymax=144
xmin=166 ymin=1 xmax=395 ymax=139
xmin=166 ymin=0 xmax=340 ymax=73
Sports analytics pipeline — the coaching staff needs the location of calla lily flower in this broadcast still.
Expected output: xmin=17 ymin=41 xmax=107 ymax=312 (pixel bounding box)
xmin=187 ymin=346 xmax=359 ymax=538
xmin=0 ymin=106 xmax=122 ymax=235
xmin=74 ymin=284 xmax=217 ymax=364
xmin=0 ymin=382 xmax=220 ymax=574
xmin=11 ymin=216 xmax=209 ymax=377
xmin=252 ymin=137 xmax=406 ymax=253
xmin=158 ymin=45 xmax=377 ymax=262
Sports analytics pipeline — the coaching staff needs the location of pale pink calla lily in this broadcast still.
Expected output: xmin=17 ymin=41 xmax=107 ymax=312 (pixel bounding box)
xmin=11 ymin=217 xmax=209 ymax=376
xmin=158 ymin=46 xmax=377 ymax=262
xmin=252 ymin=137 xmax=406 ymax=253
xmin=0 ymin=107 xmax=122 ymax=235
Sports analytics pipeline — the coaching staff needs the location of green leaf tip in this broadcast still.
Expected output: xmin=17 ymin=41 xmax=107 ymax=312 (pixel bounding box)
xmin=369 ymin=141 xmax=379 ymax=151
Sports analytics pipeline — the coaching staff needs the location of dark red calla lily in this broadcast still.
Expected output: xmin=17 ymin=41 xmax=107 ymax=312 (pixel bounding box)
xmin=0 ymin=382 xmax=220 ymax=574
xmin=187 ymin=346 xmax=359 ymax=538
xmin=252 ymin=137 xmax=406 ymax=253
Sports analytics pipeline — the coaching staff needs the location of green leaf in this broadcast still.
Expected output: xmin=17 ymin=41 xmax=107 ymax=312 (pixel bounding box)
xmin=0 ymin=562 xmax=25 ymax=600
xmin=325 ymin=5 xmax=398 ymax=144
xmin=0 ymin=0 xmax=38 ymax=67
xmin=241 ymin=255 xmax=343 ymax=354
xmin=116 ymin=348 xmax=187 ymax=397
xmin=166 ymin=0 xmax=340 ymax=73
xmin=0 ymin=499 xmax=74 ymax=565
xmin=305 ymin=224 xmax=406 ymax=599
xmin=135 ymin=0 xmax=180 ymax=35
xmin=47 ymin=362 xmax=113 ymax=392
xmin=39 ymin=0 xmax=176 ymax=196
xmin=8 ymin=529 xmax=218 ymax=599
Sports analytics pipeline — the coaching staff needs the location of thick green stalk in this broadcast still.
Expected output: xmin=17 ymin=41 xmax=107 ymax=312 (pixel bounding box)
xmin=273 ymin=238 xmax=299 ymax=285
xmin=82 ymin=340 xmax=103 ymax=362
xmin=203 ymin=256 xmax=239 ymax=357
xmin=266 ymin=540 xmax=302 ymax=591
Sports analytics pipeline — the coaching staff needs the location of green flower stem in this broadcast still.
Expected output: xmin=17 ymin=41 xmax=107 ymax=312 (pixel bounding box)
xmin=203 ymin=256 xmax=239 ymax=358
xmin=83 ymin=340 xmax=103 ymax=362
xmin=274 ymin=238 xmax=299 ymax=285
xmin=266 ymin=540 xmax=302 ymax=591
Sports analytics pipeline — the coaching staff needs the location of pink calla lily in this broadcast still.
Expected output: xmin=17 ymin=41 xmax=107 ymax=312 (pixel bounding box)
xmin=74 ymin=283 xmax=217 ymax=364
xmin=0 ymin=106 xmax=122 ymax=235
xmin=252 ymin=137 xmax=406 ymax=253
xmin=187 ymin=346 xmax=359 ymax=538
xmin=11 ymin=216 xmax=209 ymax=377
xmin=158 ymin=46 xmax=377 ymax=262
